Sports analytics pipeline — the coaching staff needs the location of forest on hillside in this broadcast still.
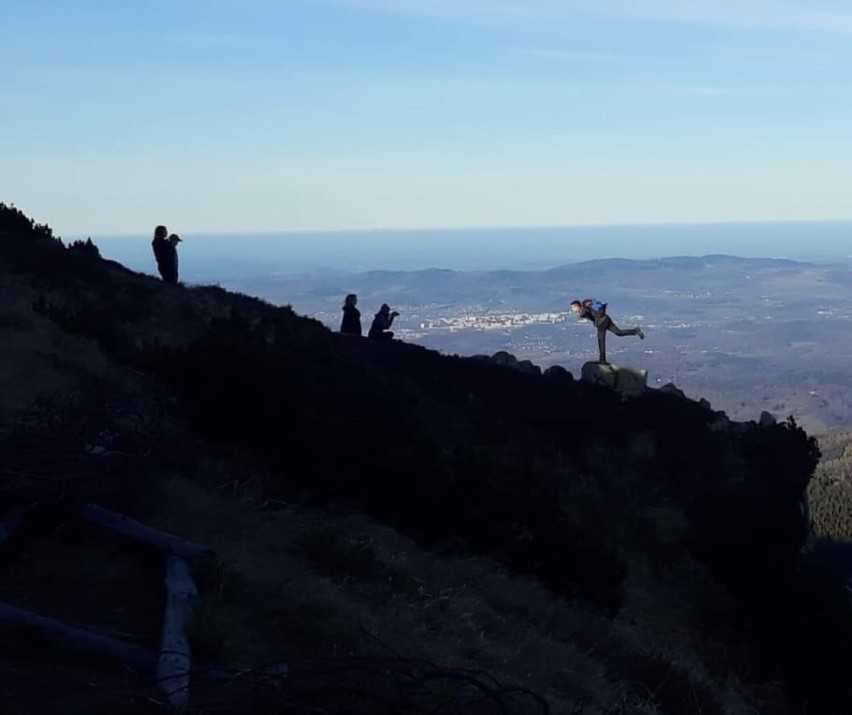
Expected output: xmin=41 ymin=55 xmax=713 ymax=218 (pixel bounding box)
xmin=809 ymin=430 xmax=852 ymax=541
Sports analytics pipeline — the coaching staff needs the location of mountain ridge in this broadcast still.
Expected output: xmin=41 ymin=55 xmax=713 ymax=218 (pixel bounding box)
xmin=324 ymin=254 xmax=813 ymax=281
xmin=2 ymin=203 xmax=851 ymax=714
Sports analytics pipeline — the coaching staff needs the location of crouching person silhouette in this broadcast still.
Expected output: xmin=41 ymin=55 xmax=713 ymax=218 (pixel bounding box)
xmin=368 ymin=303 xmax=399 ymax=341
xmin=570 ymin=298 xmax=644 ymax=364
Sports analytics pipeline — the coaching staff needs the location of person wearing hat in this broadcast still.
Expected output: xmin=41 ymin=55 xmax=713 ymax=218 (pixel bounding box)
xmin=162 ymin=232 xmax=182 ymax=284
xmin=368 ymin=302 xmax=399 ymax=340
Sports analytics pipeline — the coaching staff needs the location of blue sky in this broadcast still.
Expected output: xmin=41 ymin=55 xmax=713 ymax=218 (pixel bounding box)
xmin=3 ymin=0 xmax=852 ymax=234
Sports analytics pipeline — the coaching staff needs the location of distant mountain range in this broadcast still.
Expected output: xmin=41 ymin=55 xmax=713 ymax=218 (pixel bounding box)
xmin=90 ymin=220 xmax=852 ymax=277
xmin=208 ymin=254 xmax=851 ymax=434
xmin=224 ymin=253 xmax=819 ymax=307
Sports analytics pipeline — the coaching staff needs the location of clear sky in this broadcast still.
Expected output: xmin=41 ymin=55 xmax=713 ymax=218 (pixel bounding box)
xmin=4 ymin=0 xmax=852 ymax=234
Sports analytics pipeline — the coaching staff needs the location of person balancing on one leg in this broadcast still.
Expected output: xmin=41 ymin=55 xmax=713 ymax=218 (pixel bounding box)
xmin=570 ymin=298 xmax=644 ymax=365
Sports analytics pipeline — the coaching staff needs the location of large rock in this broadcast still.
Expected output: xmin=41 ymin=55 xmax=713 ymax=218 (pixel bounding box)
xmin=659 ymin=383 xmax=687 ymax=400
xmin=580 ymin=362 xmax=647 ymax=396
xmin=515 ymin=359 xmax=542 ymax=376
xmin=759 ymin=410 xmax=777 ymax=427
xmin=490 ymin=351 xmax=541 ymax=376
xmin=490 ymin=351 xmax=518 ymax=369
xmin=543 ymin=365 xmax=574 ymax=385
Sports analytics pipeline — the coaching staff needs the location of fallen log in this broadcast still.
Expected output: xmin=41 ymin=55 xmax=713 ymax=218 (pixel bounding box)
xmin=80 ymin=504 xmax=214 ymax=560
xmin=157 ymin=555 xmax=198 ymax=711
xmin=0 ymin=505 xmax=29 ymax=544
xmin=0 ymin=600 xmax=156 ymax=670
xmin=0 ymin=600 xmax=238 ymax=675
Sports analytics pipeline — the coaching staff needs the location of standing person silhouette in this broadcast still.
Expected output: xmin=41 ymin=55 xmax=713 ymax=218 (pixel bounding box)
xmin=165 ymin=233 xmax=182 ymax=284
xmin=570 ymin=298 xmax=643 ymax=364
xmin=151 ymin=225 xmax=172 ymax=282
xmin=368 ymin=303 xmax=399 ymax=341
xmin=340 ymin=293 xmax=362 ymax=336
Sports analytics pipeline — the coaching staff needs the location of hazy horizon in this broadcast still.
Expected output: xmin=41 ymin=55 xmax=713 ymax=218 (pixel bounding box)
xmin=91 ymin=220 xmax=852 ymax=279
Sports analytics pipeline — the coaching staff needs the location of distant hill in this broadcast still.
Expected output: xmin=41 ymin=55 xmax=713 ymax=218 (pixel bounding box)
xmin=547 ymin=253 xmax=808 ymax=275
xmin=3 ymin=203 xmax=852 ymax=713
xmin=227 ymin=253 xmax=852 ymax=433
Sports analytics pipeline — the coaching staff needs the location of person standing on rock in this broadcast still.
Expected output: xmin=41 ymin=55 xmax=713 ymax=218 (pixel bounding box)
xmin=570 ymin=298 xmax=643 ymax=364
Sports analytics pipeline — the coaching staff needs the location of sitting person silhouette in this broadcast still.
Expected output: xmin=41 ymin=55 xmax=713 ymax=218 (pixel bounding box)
xmin=368 ymin=303 xmax=399 ymax=340
xmin=570 ymin=298 xmax=644 ymax=364
xmin=340 ymin=293 xmax=362 ymax=336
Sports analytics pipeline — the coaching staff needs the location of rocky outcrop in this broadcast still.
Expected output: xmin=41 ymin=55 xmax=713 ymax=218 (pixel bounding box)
xmin=759 ymin=411 xmax=777 ymax=427
xmin=659 ymin=383 xmax=687 ymax=400
xmin=543 ymin=365 xmax=574 ymax=385
xmin=580 ymin=362 xmax=647 ymax=396
xmin=489 ymin=351 xmax=542 ymax=376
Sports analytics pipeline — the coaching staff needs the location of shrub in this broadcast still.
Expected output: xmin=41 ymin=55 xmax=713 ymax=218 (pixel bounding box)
xmin=68 ymin=237 xmax=101 ymax=259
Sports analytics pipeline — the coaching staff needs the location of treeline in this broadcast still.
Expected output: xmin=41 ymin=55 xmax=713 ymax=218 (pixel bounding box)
xmin=809 ymin=430 xmax=852 ymax=540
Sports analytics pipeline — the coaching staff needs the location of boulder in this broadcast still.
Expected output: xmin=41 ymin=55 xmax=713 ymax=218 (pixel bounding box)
xmin=759 ymin=411 xmax=777 ymax=427
xmin=490 ymin=351 xmax=518 ymax=369
xmin=543 ymin=365 xmax=574 ymax=384
xmin=490 ymin=351 xmax=541 ymax=376
xmin=516 ymin=359 xmax=542 ymax=376
xmin=580 ymin=362 xmax=647 ymax=397
xmin=709 ymin=411 xmax=747 ymax=435
xmin=659 ymin=383 xmax=687 ymax=400
xmin=709 ymin=413 xmax=730 ymax=432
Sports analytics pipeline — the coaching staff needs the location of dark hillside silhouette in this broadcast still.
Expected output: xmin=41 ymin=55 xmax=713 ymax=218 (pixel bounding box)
xmin=3 ymin=201 xmax=852 ymax=712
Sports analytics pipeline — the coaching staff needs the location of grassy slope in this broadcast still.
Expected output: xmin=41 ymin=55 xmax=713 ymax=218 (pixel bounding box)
xmin=0 ymin=204 xmax=843 ymax=714
xmin=0 ymin=256 xmax=731 ymax=713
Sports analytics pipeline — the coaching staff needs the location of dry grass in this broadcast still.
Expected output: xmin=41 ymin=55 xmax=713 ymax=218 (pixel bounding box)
xmin=0 ymin=247 xmax=785 ymax=713
xmin=0 ymin=270 xmax=165 ymax=436
xmin=0 ymin=521 xmax=165 ymax=643
xmin=143 ymin=475 xmax=764 ymax=714
xmin=0 ymin=274 xmax=111 ymax=420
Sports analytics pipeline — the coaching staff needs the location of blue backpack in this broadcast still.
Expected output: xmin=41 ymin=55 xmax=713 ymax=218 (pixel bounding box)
xmin=591 ymin=299 xmax=607 ymax=313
